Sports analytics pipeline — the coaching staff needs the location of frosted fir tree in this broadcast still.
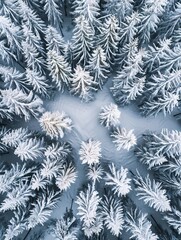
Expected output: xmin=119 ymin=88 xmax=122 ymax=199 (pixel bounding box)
xmin=105 ymin=163 xmax=131 ymax=197
xmin=0 ymin=89 xmax=44 ymax=121
xmin=161 ymin=157 xmax=181 ymax=177
xmin=47 ymin=50 xmax=71 ymax=92
xmin=111 ymin=48 xmax=146 ymax=106
xmin=135 ymin=146 xmax=168 ymax=169
xmin=41 ymin=0 xmax=63 ymax=30
xmin=82 ymin=215 xmax=103 ymax=238
xmin=0 ymin=65 xmax=27 ymax=91
xmin=76 ymin=185 xmax=101 ymax=228
xmin=45 ymin=26 xmax=65 ymax=54
xmin=97 ymin=15 xmax=120 ymax=65
xmin=41 ymin=158 xmax=63 ymax=180
xmin=164 ymin=208 xmax=181 ymax=234
xmin=39 ymin=111 xmax=72 ymax=139
xmin=72 ymin=0 xmax=100 ymax=25
xmin=111 ymin=127 xmax=137 ymax=151
xmin=0 ymin=182 xmax=34 ymax=212
xmin=25 ymin=68 xmax=49 ymax=97
xmin=50 ymin=217 xmax=78 ymax=240
xmin=103 ymin=0 xmax=133 ymax=22
xmin=31 ymin=171 xmax=49 ymax=190
xmin=17 ymin=0 xmax=45 ymax=37
xmin=72 ymin=15 xmax=94 ymax=66
xmin=102 ymin=194 xmax=124 ymax=237
xmin=70 ymin=65 xmax=96 ymax=101
xmin=27 ymin=191 xmax=60 ymax=229
xmin=0 ymin=0 xmax=20 ymax=24
xmin=134 ymin=172 xmax=171 ymax=212
xmin=148 ymin=129 xmax=181 ymax=158
xmin=22 ymin=41 xmax=46 ymax=74
xmin=87 ymin=164 xmax=103 ymax=184
xmin=44 ymin=142 xmax=71 ymax=160
xmin=146 ymin=68 xmax=181 ymax=97
xmin=56 ymin=162 xmax=77 ymax=191
xmin=140 ymin=92 xmax=179 ymax=117
xmin=119 ymin=12 xmax=140 ymax=45
xmin=0 ymin=40 xmax=16 ymax=64
xmin=87 ymin=46 xmax=109 ymax=89
xmin=4 ymin=210 xmax=27 ymax=240
xmin=125 ymin=208 xmax=159 ymax=240
xmin=138 ymin=0 xmax=168 ymax=44
xmin=0 ymin=15 xmax=22 ymax=54
xmin=79 ymin=139 xmax=102 ymax=165
xmin=14 ymin=138 xmax=44 ymax=161
xmin=99 ymin=103 xmax=121 ymax=129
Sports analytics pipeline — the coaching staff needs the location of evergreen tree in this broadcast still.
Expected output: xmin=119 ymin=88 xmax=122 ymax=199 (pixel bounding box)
xmin=140 ymin=92 xmax=179 ymax=116
xmin=72 ymin=15 xmax=94 ymax=66
xmin=0 ymin=89 xmax=44 ymax=121
xmin=41 ymin=0 xmax=63 ymax=29
xmin=164 ymin=207 xmax=181 ymax=234
xmin=125 ymin=208 xmax=159 ymax=240
xmin=41 ymin=158 xmax=63 ymax=180
xmin=31 ymin=171 xmax=49 ymax=190
xmin=134 ymin=172 xmax=171 ymax=212
xmin=0 ymin=40 xmax=16 ymax=64
xmin=87 ymin=46 xmax=109 ymax=88
xmin=44 ymin=142 xmax=71 ymax=160
xmin=79 ymin=139 xmax=102 ymax=165
xmin=14 ymin=137 xmax=44 ymax=161
xmin=70 ymin=65 xmax=96 ymax=101
xmin=138 ymin=0 xmax=168 ymax=44
xmin=47 ymin=50 xmax=71 ymax=92
xmin=97 ymin=15 xmax=120 ymax=65
xmin=45 ymin=26 xmax=65 ymax=54
xmin=102 ymin=194 xmax=124 ymax=237
xmin=99 ymin=103 xmax=121 ymax=129
xmin=87 ymin=164 xmax=103 ymax=184
xmin=0 ymin=0 xmax=20 ymax=23
xmin=105 ymin=163 xmax=131 ymax=197
xmin=111 ymin=127 xmax=137 ymax=151
xmin=39 ymin=111 xmax=72 ymax=139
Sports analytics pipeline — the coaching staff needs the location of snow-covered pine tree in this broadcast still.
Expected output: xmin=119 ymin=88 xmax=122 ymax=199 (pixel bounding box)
xmin=111 ymin=48 xmax=146 ymax=105
xmin=70 ymin=65 xmax=96 ymax=101
xmin=138 ymin=0 xmax=168 ymax=44
xmin=140 ymin=92 xmax=179 ymax=116
xmin=56 ymin=162 xmax=77 ymax=191
xmin=0 ymin=40 xmax=16 ymax=64
xmin=147 ymin=129 xmax=181 ymax=158
xmin=134 ymin=172 xmax=171 ymax=212
xmin=17 ymin=0 xmax=46 ymax=37
xmin=0 ymin=181 xmax=34 ymax=212
xmin=44 ymin=142 xmax=71 ymax=160
xmin=25 ymin=68 xmax=49 ymax=97
xmin=105 ymin=163 xmax=131 ymax=197
xmin=41 ymin=158 xmax=63 ymax=180
xmin=87 ymin=164 xmax=103 ymax=184
xmin=0 ymin=89 xmax=44 ymax=121
xmin=0 ymin=15 xmax=22 ymax=54
xmin=50 ymin=217 xmax=78 ymax=240
xmin=103 ymin=0 xmax=133 ymax=22
xmin=111 ymin=127 xmax=137 ymax=151
xmin=87 ymin=46 xmax=109 ymax=88
xmin=79 ymin=139 xmax=102 ymax=165
xmin=99 ymin=103 xmax=121 ymax=129
xmin=125 ymin=208 xmax=159 ymax=240
xmin=97 ymin=15 xmax=120 ymax=65
xmin=14 ymin=137 xmax=44 ymax=161
xmin=119 ymin=11 xmax=140 ymax=45
xmin=0 ymin=0 xmax=20 ymax=23
xmin=1 ymin=127 xmax=30 ymax=148
xmin=27 ymin=191 xmax=60 ymax=228
xmin=41 ymin=0 xmax=63 ymax=30
xmin=47 ymin=50 xmax=71 ymax=92
xmin=101 ymin=194 xmax=124 ymax=237
xmin=72 ymin=0 xmax=100 ymax=25
xmin=0 ymin=65 xmax=27 ymax=91
xmin=164 ymin=207 xmax=181 ymax=235
xmin=45 ymin=26 xmax=65 ymax=54
xmin=22 ymin=41 xmax=45 ymax=74
xmin=31 ymin=171 xmax=49 ymax=190
xmin=4 ymin=210 xmax=27 ymax=240
xmin=76 ymin=184 xmax=102 ymax=236
xmin=39 ymin=111 xmax=72 ymax=139
xmin=72 ymin=15 xmax=94 ymax=66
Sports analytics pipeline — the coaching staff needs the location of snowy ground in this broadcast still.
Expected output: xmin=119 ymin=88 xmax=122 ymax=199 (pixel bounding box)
xmin=26 ymin=79 xmax=180 ymax=239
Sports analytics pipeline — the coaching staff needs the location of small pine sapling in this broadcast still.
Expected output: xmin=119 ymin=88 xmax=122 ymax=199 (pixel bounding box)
xmin=39 ymin=111 xmax=72 ymax=139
